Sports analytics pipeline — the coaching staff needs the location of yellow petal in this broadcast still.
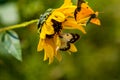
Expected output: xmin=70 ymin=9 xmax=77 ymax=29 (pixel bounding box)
xmin=52 ymin=35 xmax=60 ymax=55
xmin=37 ymin=39 xmax=44 ymax=51
xmin=57 ymin=6 xmax=76 ymax=17
xmin=69 ymin=43 xmax=77 ymax=52
xmin=40 ymin=26 xmax=46 ymax=39
xmin=55 ymin=52 xmax=62 ymax=62
xmin=43 ymin=22 xmax=54 ymax=34
xmin=43 ymin=39 xmax=55 ymax=64
xmin=51 ymin=11 xmax=66 ymax=22
xmin=40 ymin=23 xmax=54 ymax=39
xmin=44 ymin=45 xmax=54 ymax=63
xmin=48 ymin=56 xmax=54 ymax=64
xmin=43 ymin=51 xmax=48 ymax=61
xmin=54 ymin=35 xmax=61 ymax=47
xmin=60 ymin=0 xmax=72 ymax=8
xmin=63 ymin=18 xmax=86 ymax=34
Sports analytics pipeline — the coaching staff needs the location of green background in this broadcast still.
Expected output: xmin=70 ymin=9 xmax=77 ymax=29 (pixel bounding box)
xmin=0 ymin=0 xmax=120 ymax=80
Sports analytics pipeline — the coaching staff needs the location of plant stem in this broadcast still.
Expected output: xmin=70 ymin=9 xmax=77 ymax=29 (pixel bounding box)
xmin=0 ymin=19 xmax=38 ymax=32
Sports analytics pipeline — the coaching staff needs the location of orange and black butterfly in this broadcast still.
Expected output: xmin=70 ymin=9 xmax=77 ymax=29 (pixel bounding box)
xmin=74 ymin=0 xmax=101 ymax=26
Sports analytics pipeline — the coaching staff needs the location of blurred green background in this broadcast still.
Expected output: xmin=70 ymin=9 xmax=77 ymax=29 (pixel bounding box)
xmin=0 ymin=0 xmax=120 ymax=80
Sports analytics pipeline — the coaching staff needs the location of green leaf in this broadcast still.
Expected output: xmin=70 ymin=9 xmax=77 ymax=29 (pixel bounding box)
xmin=0 ymin=30 xmax=22 ymax=61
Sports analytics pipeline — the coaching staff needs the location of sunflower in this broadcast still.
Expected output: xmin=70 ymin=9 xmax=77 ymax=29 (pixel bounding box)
xmin=37 ymin=34 xmax=61 ymax=64
xmin=38 ymin=32 xmax=79 ymax=64
xmin=37 ymin=0 xmax=101 ymax=64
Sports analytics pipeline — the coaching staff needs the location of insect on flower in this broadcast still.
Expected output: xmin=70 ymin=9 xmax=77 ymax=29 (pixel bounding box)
xmin=37 ymin=0 xmax=101 ymax=64
xmin=74 ymin=0 xmax=101 ymax=26
xmin=59 ymin=33 xmax=80 ymax=51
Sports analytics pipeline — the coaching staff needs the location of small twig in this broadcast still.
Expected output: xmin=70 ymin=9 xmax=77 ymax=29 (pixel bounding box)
xmin=0 ymin=19 xmax=39 ymax=32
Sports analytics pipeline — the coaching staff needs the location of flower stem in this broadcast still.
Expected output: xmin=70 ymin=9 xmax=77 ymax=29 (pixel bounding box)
xmin=0 ymin=19 xmax=39 ymax=32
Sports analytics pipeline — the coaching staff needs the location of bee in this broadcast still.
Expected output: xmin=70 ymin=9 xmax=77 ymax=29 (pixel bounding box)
xmin=59 ymin=33 xmax=80 ymax=51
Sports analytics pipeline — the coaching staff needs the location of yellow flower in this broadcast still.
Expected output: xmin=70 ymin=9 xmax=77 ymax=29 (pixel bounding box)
xmin=38 ymin=33 xmax=79 ymax=64
xmin=37 ymin=0 xmax=101 ymax=63
xmin=37 ymin=34 xmax=62 ymax=64
xmin=39 ymin=0 xmax=101 ymax=39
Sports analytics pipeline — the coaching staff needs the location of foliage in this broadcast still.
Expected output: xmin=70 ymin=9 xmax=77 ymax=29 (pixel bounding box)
xmin=0 ymin=30 xmax=22 ymax=61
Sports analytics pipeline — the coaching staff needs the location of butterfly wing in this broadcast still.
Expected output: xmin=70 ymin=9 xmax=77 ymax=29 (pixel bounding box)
xmin=74 ymin=0 xmax=85 ymax=20
xmin=90 ymin=18 xmax=101 ymax=25
xmin=87 ymin=12 xmax=101 ymax=26
xmin=59 ymin=33 xmax=80 ymax=51
xmin=74 ymin=0 xmax=94 ymax=21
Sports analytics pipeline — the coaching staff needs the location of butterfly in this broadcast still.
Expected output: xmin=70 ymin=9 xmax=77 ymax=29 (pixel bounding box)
xmin=74 ymin=0 xmax=101 ymax=26
xmin=59 ymin=33 xmax=80 ymax=51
